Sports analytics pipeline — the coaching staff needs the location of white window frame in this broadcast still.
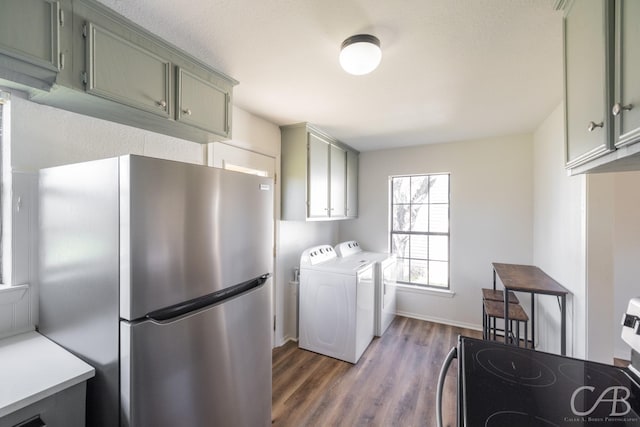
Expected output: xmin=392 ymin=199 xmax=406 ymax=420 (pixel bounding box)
xmin=389 ymin=173 xmax=451 ymax=290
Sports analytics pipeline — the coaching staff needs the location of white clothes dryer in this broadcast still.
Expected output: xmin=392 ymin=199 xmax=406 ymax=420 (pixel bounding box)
xmin=335 ymin=241 xmax=397 ymax=336
xmin=298 ymin=245 xmax=375 ymax=364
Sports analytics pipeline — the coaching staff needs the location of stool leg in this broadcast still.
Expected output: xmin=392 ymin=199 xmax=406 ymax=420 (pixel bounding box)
xmin=510 ymin=320 xmax=514 ymax=344
xmin=516 ymin=321 xmax=521 ymax=347
xmin=482 ymin=304 xmax=486 ymax=339
xmin=525 ymin=320 xmax=529 ymax=349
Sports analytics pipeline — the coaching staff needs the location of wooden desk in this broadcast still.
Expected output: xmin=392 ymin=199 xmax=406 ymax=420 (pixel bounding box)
xmin=492 ymin=263 xmax=570 ymax=355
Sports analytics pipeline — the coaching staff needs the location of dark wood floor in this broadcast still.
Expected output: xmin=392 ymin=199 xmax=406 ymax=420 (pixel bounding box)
xmin=272 ymin=317 xmax=481 ymax=427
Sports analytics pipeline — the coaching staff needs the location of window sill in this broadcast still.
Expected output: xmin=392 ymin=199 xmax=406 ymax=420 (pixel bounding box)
xmin=396 ymin=283 xmax=455 ymax=298
xmin=0 ymin=284 xmax=29 ymax=306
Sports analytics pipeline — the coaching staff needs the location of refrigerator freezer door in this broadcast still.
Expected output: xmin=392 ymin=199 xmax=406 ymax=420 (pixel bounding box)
xmin=120 ymin=155 xmax=274 ymax=320
xmin=120 ymin=282 xmax=272 ymax=427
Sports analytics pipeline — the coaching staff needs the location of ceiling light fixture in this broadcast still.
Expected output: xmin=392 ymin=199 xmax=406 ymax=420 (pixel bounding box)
xmin=339 ymin=34 xmax=381 ymax=76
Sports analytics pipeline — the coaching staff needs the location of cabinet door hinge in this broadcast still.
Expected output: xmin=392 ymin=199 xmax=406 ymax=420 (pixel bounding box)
xmin=273 ymin=315 xmax=276 ymax=331
xmin=81 ymin=71 xmax=88 ymax=85
xmin=82 ymin=24 xmax=88 ymax=38
xmin=274 ymin=172 xmax=277 ymax=185
xmin=59 ymin=9 xmax=64 ymax=26
xmin=59 ymin=53 xmax=65 ymax=70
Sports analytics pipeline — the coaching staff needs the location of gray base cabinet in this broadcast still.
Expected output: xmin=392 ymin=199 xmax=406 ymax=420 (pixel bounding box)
xmin=0 ymin=383 xmax=87 ymax=427
xmin=565 ymin=0 xmax=640 ymax=174
xmin=0 ymin=0 xmax=236 ymax=144
xmin=281 ymin=123 xmax=358 ymax=221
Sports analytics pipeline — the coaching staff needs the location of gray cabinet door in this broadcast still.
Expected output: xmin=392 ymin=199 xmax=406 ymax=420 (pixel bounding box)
xmin=176 ymin=67 xmax=230 ymax=137
xmin=307 ymin=132 xmax=330 ymax=218
xmin=564 ymin=0 xmax=614 ymax=167
xmin=346 ymin=149 xmax=358 ymax=218
xmin=613 ymin=0 xmax=640 ymax=147
xmin=0 ymin=0 xmax=60 ymax=71
xmin=85 ymin=22 xmax=171 ymax=118
xmin=330 ymin=144 xmax=347 ymax=218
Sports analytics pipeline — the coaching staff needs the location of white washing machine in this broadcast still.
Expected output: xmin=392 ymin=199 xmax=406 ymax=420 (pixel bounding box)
xmin=335 ymin=241 xmax=397 ymax=337
xmin=298 ymin=245 xmax=375 ymax=364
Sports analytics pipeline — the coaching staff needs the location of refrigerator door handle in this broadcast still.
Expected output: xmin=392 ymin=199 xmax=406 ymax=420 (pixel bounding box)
xmin=146 ymin=273 xmax=271 ymax=322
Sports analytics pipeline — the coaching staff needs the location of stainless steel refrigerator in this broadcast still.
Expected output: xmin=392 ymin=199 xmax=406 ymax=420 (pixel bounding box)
xmin=38 ymin=155 xmax=273 ymax=427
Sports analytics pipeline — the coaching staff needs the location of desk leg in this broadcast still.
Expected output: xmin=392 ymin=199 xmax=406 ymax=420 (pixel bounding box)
xmin=504 ymin=290 xmax=510 ymax=345
xmin=531 ymin=293 xmax=535 ymax=350
xmin=561 ymin=294 xmax=566 ymax=356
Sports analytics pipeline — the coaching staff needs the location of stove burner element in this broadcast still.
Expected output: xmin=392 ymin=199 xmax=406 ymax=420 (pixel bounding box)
xmin=475 ymin=348 xmax=557 ymax=387
xmin=485 ymin=411 xmax=559 ymax=427
xmin=558 ymin=362 xmax=624 ymax=387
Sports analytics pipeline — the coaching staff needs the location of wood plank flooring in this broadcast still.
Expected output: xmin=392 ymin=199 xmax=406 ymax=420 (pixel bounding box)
xmin=272 ymin=317 xmax=481 ymax=427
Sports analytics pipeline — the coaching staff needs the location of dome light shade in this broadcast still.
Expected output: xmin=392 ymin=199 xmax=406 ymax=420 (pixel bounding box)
xmin=339 ymin=34 xmax=381 ymax=76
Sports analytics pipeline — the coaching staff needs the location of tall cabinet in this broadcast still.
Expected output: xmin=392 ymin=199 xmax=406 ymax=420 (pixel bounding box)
xmin=281 ymin=123 xmax=358 ymax=221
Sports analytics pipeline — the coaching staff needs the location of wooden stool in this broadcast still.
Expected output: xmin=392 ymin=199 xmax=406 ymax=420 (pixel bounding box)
xmin=481 ymin=288 xmax=519 ymax=304
xmin=483 ymin=299 xmax=529 ymax=347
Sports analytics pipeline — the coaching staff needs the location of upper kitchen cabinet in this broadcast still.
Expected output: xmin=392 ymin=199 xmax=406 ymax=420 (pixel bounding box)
xmin=1 ymin=0 xmax=236 ymax=143
xmin=329 ymin=143 xmax=347 ymax=218
xmin=306 ymin=131 xmax=331 ymax=218
xmin=0 ymin=0 xmax=68 ymax=91
xmin=563 ymin=0 xmax=614 ymax=169
xmin=612 ymin=0 xmax=640 ymax=148
xmin=281 ymin=123 xmax=358 ymax=221
xmin=85 ymin=22 xmax=172 ymax=119
xmin=176 ymin=67 xmax=230 ymax=137
xmin=565 ymin=0 xmax=640 ymax=174
xmin=346 ymin=148 xmax=358 ymax=218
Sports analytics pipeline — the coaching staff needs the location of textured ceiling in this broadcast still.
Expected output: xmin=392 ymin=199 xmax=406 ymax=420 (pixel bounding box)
xmin=98 ymin=0 xmax=563 ymax=151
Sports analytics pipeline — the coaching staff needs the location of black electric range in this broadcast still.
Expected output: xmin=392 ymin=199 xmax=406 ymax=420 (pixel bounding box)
xmin=458 ymin=336 xmax=640 ymax=426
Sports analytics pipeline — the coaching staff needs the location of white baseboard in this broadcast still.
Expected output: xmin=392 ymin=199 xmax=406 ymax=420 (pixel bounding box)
xmin=395 ymin=310 xmax=483 ymax=332
xmin=273 ymin=335 xmax=298 ymax=349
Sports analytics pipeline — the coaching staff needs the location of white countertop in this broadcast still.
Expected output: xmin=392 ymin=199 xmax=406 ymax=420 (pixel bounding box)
xmin=0 ymin=331 xmax=95 ymax=418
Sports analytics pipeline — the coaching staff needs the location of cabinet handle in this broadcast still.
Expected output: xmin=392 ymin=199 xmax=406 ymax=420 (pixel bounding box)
xmin=157 ymin=100 xmax=167 ymax=109
xmin=587 ymin=121 xmax=604 ymax=132
xmin=612 ymin=103 xmax=633 ymax=116
xmin=182 ymin=108 xmax=192 ymax=116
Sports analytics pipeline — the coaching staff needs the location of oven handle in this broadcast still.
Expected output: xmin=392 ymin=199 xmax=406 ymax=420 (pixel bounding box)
xmin=436 ymin=346 xmax=458 ymax=427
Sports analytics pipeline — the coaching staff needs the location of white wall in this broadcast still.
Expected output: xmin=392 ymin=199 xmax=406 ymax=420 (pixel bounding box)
xmin=276 ymin=221 xmax=339 ymax=343
xmin=341 ymin=133 xmax=534 ymax=329
xmin=12 ymin=96 xmax=206 ymax=171
xmin=585 ymin=174 xmax=615 ymax=363
xmin=532 ymin=103 xmax=587 ymax=358
xmin=585 ymin=171 xmax=640 ymax=362
xmin=612 ymin=172 xmax=640 ymax=359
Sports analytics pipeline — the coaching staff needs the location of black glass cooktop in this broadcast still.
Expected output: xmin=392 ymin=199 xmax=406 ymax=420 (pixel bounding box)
xmin=459 ymin=336 xmax=640 ymax=426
